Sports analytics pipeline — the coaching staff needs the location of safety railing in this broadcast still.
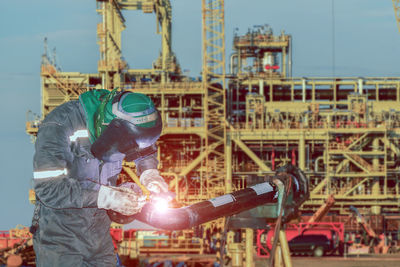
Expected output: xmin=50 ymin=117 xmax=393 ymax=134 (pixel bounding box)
xmin=233 ymin=119 xmax=392 ymax=131
xmin=138 ymin=237 xmax=203 ymax=254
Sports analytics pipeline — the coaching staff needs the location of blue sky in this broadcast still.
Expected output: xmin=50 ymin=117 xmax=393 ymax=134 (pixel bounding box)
xmin=0 ymin=0 xmax=399 ymax=230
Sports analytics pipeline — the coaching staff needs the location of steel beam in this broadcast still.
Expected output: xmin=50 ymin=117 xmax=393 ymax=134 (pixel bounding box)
xmin=232 ymin=137 xmax=271 ymax=172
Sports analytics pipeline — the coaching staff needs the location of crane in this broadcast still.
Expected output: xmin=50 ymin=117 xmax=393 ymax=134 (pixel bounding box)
xmin=349 ymin=206 xmax=378 ymax=239
xmin=349 ymin=206 xmax=390 ymax=254
xmin=307 ymin=195 xmax=335 ymax=224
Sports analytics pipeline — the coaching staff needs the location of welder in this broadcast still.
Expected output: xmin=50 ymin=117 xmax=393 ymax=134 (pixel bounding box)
xmin=30 ymin=89 xmax=168 ymax=266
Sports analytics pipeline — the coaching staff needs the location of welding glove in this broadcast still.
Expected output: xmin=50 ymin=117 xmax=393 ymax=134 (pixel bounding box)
xmin=97 ymin=185 xmax=147 ymax=216
xmin=119 ymin=182 xmax=143 ymax=194
xmin=139 ymin=169 xmax=169 ymax=194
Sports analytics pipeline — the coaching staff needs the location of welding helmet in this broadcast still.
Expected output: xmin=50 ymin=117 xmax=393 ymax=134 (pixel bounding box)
xmin=90 ymin=89 xmax=162 ymax=162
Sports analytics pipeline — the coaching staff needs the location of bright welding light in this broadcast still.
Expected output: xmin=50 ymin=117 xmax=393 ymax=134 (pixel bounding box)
xmin=152 ymin=197 xmax=170 ymax=213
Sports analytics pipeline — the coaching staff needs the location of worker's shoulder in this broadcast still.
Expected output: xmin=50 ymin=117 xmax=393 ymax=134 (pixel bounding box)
xmin=41 ymin=100 xmax=83 ymax=127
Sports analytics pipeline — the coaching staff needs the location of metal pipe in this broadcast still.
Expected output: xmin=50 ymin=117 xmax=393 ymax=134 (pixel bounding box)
xmin=109 ymin=164 xmax=309 ymax=230
xmin=314 ymin=156 xmax=324 ymax=172
xmin=302 ymin=78 xmax=306 ymax=103
xmin=135 ymin=181 xmax=278 ymax=230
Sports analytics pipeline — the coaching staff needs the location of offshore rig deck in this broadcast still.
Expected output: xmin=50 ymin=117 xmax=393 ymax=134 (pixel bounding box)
xmin=22 ymin=0 xmax=400 ymax=265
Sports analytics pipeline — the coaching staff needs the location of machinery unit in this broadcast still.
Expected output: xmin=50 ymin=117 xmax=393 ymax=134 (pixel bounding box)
xmin=0 ymin=226 xmax=34 ymax=266
xmin=231 ymin=24 xmax=292 ymax=78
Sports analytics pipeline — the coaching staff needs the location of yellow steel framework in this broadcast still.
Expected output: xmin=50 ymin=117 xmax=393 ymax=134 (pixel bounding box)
xmin=27 ymin=1 xmax=400 ymax=216
xmin=202 ymin=0 xmax=228 ymax=196
xmin=25 ymin=1 xmax=400 ymax=264
xmin=118 ymin=0 xmax=180 ymax=83
xmin=228 ymin=74 xmax=400 ymax=214
xmin=96 ymin=0 xmax=126 ymax=89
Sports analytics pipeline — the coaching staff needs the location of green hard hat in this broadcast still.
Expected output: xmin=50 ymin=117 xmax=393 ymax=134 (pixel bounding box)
xmin=80 ymin=89 xmax=159 ymax=143
xmin=111 ymin=92 xmax=157 ymax=128
xmin=79 ymin=88 xmax=159 ymax=143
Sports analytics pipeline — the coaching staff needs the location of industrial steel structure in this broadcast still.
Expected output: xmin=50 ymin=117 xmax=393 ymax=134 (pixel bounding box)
xmin=25 ymin=0 xmax=400 ymax=264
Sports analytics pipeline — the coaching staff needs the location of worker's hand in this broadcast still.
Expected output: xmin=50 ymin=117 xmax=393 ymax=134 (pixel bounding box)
xmin=97 ymin=185 xmax=146 ymax=216
xmin=119 ymin=182 xmax=143 ymax=194
xmin=139 ymin=169 xmax=169 ymax=194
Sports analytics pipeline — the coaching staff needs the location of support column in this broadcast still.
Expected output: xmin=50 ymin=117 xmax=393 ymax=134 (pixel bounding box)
xmin=274 ymin=244 xmax=283 ymax=267
xmin=228 ymin=243 xmax=244 ymax=267
xmin=299 ymin=131 xmax=306 ymax=170
xmin=270 ymin=81 xmax=273 ymax=102
xmin=326 ymin=135 xmax=331 ymax=194
xmin=259 ymin=79 xmax=264 ymax=96
xmin=226 ymin=133 xmax=232 ymax=193
xmin=238 ymin=50 xmax=241 ymax=75
xmin=245 ymin=228 xmax=254 ymax=267
xmin=279 ymin=230 xmax=292 ymax=267
xmin=216 ymin=230 xmax=221 ymax=265
xmin=358 ymin=78 xmax=363 ymax=94
xmin=282 ymin=47 xmax=287 ymax=77
xmin=333 ymin=81 xmax=337 ymax=109
xmin=371 ymin=137 xmax=381 ymax=215
xmin=312 ymin=83 xmax=316 ymax=102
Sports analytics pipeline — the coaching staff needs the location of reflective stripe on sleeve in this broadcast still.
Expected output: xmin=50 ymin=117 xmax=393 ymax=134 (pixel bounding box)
xmin=33 ymin=169 xmax=67 ymax=179
xmin=69 ymin=130 xmax=89 ymax=142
